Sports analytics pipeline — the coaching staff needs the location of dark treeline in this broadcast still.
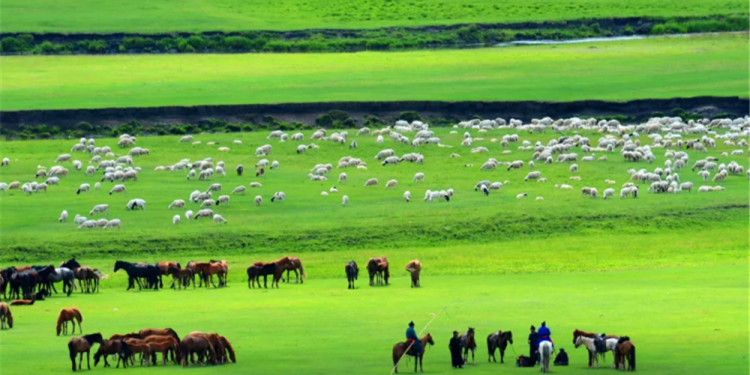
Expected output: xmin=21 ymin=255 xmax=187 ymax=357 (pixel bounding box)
xmin=0 ymin=15 xmax=746 ymax=55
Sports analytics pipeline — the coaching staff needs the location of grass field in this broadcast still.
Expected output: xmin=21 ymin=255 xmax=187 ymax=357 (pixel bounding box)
xmin=1 ymin=33 xmax=748 ymax=111
xmin=1 ymin=0 xmax=747 ymax=33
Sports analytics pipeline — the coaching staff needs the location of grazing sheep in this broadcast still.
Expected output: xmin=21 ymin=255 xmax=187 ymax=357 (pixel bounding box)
xmin=386 ymin=179 xmax=398 ymax=189
xmin=680 ymin=182 xmax=693 ymax=192
xmin=206 ymin=183 xmax=222 ymax=193
xmin=412 ymin=172 xmax=425 ymax=182
xmin=382 ymin=156 xmax=400 ymax=166
xmin=297 ymin=145 xmax=308 ymax=154
xmin=193 ymin=209 xmax=214 ymax=219
xmin=507 ymin=160 xmax=524 ymax=170
xmin=1 ymin=157 xmax=9 ymax=166
xmin=602 ymin=188 xmax=615 ymax=200
xmin=341 ymin=195 xmax=349 ymax=206
xmin=271 ymin=192 xmax=286 ymax=202
xmin=213 ymin=214 xmax=227 ymax=224
xmin=620 ymin=187 xmax=639 ymax=198
xmin=78 ymin=220 xmax=98 ymax=230
xmin=55 ymin=154 xmax=72 ymax=163
xmin=570 ymin=176 xmax=582 ymax=181
xmin=250 ymin=182 xmax=263 ymax=188
xmin=364 ymin=178 xmax=378 ymax=187
xmin=109 ymin=184 xmax=126 ymax=195
xmin=200 ymin=199 xmax=216 ymax=208
xmin=76 ymin=183 xmax=91 ymax=195
xmin=516 ymin=193 xmax=528 ymax=199
xmin=104 ymin=219 xmax=121 ymax=230
xmin=232 ymin=186 xmax=246 ymax=195
xmin=179 ymin=135 xmax=194 ymax=143
xmin=94 ymin=182 xmax=101 ymax=190
xmin=338 ymin=173 xmax=347 ymax=184
xmin=216 ymin=195 xmax=230 ymax=206
xmin=185 ymin=210 xmax=194 ymax=220
xmin=59 ymin=210 xmax=68 ymax=222
xmin=169 ymin=199 xmax=186 ymax=209
xmin=480 ymin=184 xmax=490 ymax=196
xmin=580 ymin=187 xmax=598 ymax=198
xmin=90 ymin=204 xmax=109 ymax=216
xmin=350 ymin=140 xmax=358 ymax=149
xmin=524 ymin=171 xmax=542 ymax=181
xmin=125 ymin=199 xmax=146 ymax=211
xmin=270 ymin=161 xmax=279 ymax=170
xmin=488 ymin=182 xmax=503 ymax=190
xmin=253 ymin=195 xmax=263 ymax=206
xmin=173 ymin=214 xmax=181 ymax=225
xmin=187 ymin=169 xmax=197 ymax=180
xmin=570 ymin=164 xmax=579 ymax=173
xmin=74 ymin=215 xmax=87 ymax=225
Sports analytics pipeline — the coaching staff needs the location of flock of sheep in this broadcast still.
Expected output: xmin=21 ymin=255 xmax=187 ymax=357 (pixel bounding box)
xmin=0 ymin=115 xmax=748 ymax=231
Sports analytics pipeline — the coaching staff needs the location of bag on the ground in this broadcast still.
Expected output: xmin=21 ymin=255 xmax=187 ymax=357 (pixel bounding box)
xmin=516 ymin=355 xmax=535 ymax=367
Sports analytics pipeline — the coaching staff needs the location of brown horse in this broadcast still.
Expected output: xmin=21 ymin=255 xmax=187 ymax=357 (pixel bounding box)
xmin=487 ymin=330 xmax=513 ymax=363
xmin=0 ymin=302 xmax=12 ymax=329
xmin=209 ymin=260 xmax=229 ymax=286
xmin=10 ymin=296 xmax=35 ymax=306
xmin=572 ymin=329 xmax=619 ymax=367
xmin=168 ymin=267 xmax=194 ymax=289
xmin=156 ymin=261 xmax=180 ymax=288
xmin=94 ymin=339 xmax=130 ymax=368
xmin=144 ymin=336 xmax=181 ymax=365
xmin=219 ymin=335 xmax=237 ymax=363
xmin=405 ymin=259 xmax=422 ymax=288
xmin=123 ymin=339 xmax=154 ymax=366
xmin=74 ymin=266 xmax=99 ymax=293
xmin=367 ymin=257 xmax=390 ymax=286
xmin=179 ymin=335 xmax=217 ymax=366
xmin=192 ymin=262 xmax=226 ymax=288
xmin=68 ymin=333 xmax=104 ymax=371
xmin=460 ymin=328 xmax=477 ymax=365
xmin=392 ymin=333 xmax=434 ymax=373
xmin=188 ymin=332 xmax=229 ymax=363
xmin=57 ymin=307 xmax=83 ymax=336
xmin=614 ymin=337 xmax=636 ymax=371
xmin=139 ymin=327 xmax=180 ymax=342
xmin=276 ymin=256 xmax=306 ymax=284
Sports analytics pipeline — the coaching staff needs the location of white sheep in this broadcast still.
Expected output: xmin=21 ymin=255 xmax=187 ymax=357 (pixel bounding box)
xmin=255 ymin=195 xmax=263 ymax=206
xmin=330 ymin=186 xmax=339 ymax=193
xmin=194 ymin=209 xmax=214 ymax=219
xmin=404 ymin=191 xmax=411 ymax=202
xmin=173 ymin=214 xmax=181 ymax=225
xmin=364 ymin=178 xmax=378 ymax=187
xmin=90 ymin=204 xmax=109 ymax=216
xmin=216 ymin=195 xmax=230 ymax=206
xmin=1 ymin=157 xmax=9 ymax=166
xmin=341 ymin=195 xmax=349 ymax=206
xmin=516 ymin=193 xmax=528 ymax=199
xmin=213 ymin=214 xmax=227 ymax=224
xmin=250 ymin=182 xmax=263 ymax=188
xmin=104 ymin=219 xmax=121 ymax=230
xmin=200 ymin=199 xmax=216 ymax=208
xmin=386 ymin=179 xmax=398 ymax=189
xmin=271 ymin=192 xmax=285 ymax=202
xmin=413 ymin=172 xmax=425 ymax=182
xmin=185 ymin=210 xmax=194 ymax=220
xmin=59 ymin=210 xmax=68 ymax=222
xmin=602 ymin=188 xmax=615 ymax=200
xmin=125 ymin=199 xmax=146 ymax=210
xmin=339 ymin=173 xmax=347 ymax=184
xmin=524 ymin=172 xmax=541 ymax=181
xmin=169 ymin=199 xmax=186 ymax=209
xmin=536 ymin=196 xmax=544 ymax=200
xmin=570 ymin=164 xmax=579 ymax=173
xmin=74 ymin=215 xmax=87 ymax=225
xmin=232 ymin=186 xmax=246 ymax=195
xmin=109 ymin=184 xmax=126 ymax=195
xmin=78 ymin=220 xmax=98 ymax=230
xmin=76 ymin=183 xmax=91 ymax=195
xmin=680 ymin=182 xmax=693 ymax=192
xmin=206 ymin=183 xmax=222 ymax=193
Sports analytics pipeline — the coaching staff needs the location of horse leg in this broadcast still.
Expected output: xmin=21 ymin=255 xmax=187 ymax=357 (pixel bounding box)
xmin=79 ymin=352 xmax=84 ymax=370
xmin=472 ymin=348 xmax=475 ymax=365
xmin=87 ymin=350 xmax=91 ymax=370
xmin=500 ymin=347 xmax=505 ymax=364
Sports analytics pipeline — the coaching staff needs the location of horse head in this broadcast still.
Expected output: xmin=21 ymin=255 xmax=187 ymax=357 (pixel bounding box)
xmin=113 ymin=261 xmax=125 ymax=272
xmin=423 ymin=333 xmax=435 ymax=347
xmin=504 ymin=331 xmax=513 ymax=345
xmin=84 ymin=332 xmax=105 ymax=345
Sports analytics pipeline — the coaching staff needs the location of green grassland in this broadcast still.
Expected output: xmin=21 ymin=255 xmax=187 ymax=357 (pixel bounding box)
xmin=1 ymin=33 xmax=748 ymax=111
xmin=0 ymin=127 xmax=747 ymax=259
xmin=1 ymin=0 xmax=747 ymax=33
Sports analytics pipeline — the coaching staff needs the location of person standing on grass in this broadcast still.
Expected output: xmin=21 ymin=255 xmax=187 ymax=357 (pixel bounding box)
xmin=528 ymin=325 xmax=539 ymax=365
xmin=406 ymin=321 xmax=423 ymax=357
xmin=449 ymin=331 xmax=463 ymax=368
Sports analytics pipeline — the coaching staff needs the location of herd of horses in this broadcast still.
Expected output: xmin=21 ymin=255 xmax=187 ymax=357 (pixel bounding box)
xmin=113 ymin=259 xmax=230 ymax=291
xmin=0 ymin=258 xmax=101 ymax=304
xmin=66 ymin=326 xmax=235 ymax=371
xmin=246 ymin=256 xmax=306 ymax=288
xmin=346 ymin=257 xmax=421 ymax=289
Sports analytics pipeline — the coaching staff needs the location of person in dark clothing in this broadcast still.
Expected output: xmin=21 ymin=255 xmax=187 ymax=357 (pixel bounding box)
xmin=528 ymin=325 xmax=539 ymax=365
xmin=554 ymin=348 xmax=569 ymax=366
xmin=449 ymin=331 xmax=463 ymax=368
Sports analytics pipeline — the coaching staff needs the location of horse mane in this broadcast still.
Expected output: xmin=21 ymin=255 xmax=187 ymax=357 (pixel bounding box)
xmin=82 ymin=332 xmax=103 ymax=344
xmin=166 ymin=328 xmax=180 ymax=342
xmin=220 ymin=336 xmax=236 ymax=363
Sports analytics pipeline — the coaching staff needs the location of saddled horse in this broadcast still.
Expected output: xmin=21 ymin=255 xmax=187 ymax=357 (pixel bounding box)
xmin=572 ymin=329 xmax=619 ymax=367
xmin=47 ymin=267 xmax=77 ymax=296
xmin=57 ymin=307 xmax=83 ymax=336
xmin=114 ymin=261 xmax=160 ymax=291
xmin=345 ymin=261 xmax=358 ymax=289
xmin=0 ymin=302 xmax=12 ymax=329
xmin=575 ymin=335 xmax=618 ymax=368
xmin=68 ymin=333 xmax=104 ymax=371
xmin=487 ymin=330 xmax=513 ymax=363
xmin=156 ymin=261 xmax=180 ymax=288
xmin=392 ymin=333 xmax=434 ymax=373
xmin=539 ymin=340 xmax=553 ymax=373
xmin=276 ymin=256 xmax=306 ymax=284
xmin=459 ymin=328 xmax=477 ymax=365
xmin=405 ymin=259 xmax=421 ymax=288
xmin=209 ymin=260 xmax=229 ymax=286
xmin=367 ymin=257 xmax=390 ymax=286
xmin=614 ymin=337 xmax=636 ymax=371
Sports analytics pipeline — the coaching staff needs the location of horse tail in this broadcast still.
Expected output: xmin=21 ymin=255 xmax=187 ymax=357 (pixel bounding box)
xmin=299 ymin=262 xmax=306 ymax=278
xmin=68 ymin=341 xmax=77 ymax=370
xmin=629 ymin=345 xmax=636 ymax=371
xmin=6 ymin=308 xmax=12 ymax=329
xmin=221 ymin=337 xmax=236 ymax=363
xmin=74 ymin=308 xmax=83 ymax=324
xmin=392 ymin=344 xmax=401 ymax=366
xmin=542 ymin=343 xmax=551 ymax=368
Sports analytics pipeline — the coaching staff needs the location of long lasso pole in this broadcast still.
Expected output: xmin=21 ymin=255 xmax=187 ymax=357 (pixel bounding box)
xmin=390 ymin=304 xmax=449 ymax=375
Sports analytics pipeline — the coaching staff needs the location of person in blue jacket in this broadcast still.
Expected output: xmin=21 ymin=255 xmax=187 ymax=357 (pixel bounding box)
xmin=406 ymin=321 xmax=423 ymax=356
xmin=537 ymin=321 xmax=552 ymax=350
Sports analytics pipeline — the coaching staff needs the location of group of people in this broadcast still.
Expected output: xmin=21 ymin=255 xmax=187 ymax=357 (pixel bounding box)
xmin=403 ymin=320 xmax=568 ymax=370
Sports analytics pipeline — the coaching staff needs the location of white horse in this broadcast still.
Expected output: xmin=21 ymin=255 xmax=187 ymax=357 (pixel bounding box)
xmin=574 ymin=335 xmax=619 ymax=368
xmin=539 ymin=341 xmax=552 ymax=373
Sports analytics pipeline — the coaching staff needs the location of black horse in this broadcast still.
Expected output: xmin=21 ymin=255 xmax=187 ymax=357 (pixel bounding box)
xmin=60 ymin=258 xmax=82 ymax=270
xmin=0 ymin=267 xmax=17 ymax=299
xmin=31 ymin=265 xmax=58 ymax=294
xmin=256 ymin=263 xmax=278 ymax=289
xmin=114 ymin=261 xmax=160 ymax=291
xmin=10 ymin=270 xmax=39 ymax=299
xmin=345 ymin=261 xmax=358 ymax=289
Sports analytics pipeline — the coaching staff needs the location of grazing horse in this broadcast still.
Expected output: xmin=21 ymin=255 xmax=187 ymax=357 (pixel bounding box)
xmin=187 ymin=332 xmax=227 ymax=363
xmin=179 ymin=335 xmax=217 ymax=366
xmin=345 ymin=261 xmax=358 ymax=289
xmin=57 ymin=307 xmax=83 ymax=336
xmin=156 ymin=261 xmax=180 ymax=288
xmin=405 ymin=259 xmax=421 ymax=288
xmin=539 ymin=340 xmax=553 ymax=373
xmin=614 ymin=337 xmax=636 ymax=371
xmin=192 ymin=262 xmax=226 ymax=288
xmin=144 ymin=336 xmax=181 ymax=365
xmin=123 ymin=339 xmax=155 ymax=366
xmin=276 ymin=257 xmax=306 ymax=284
xmin=140 ymin=327 xmax=180 ymax=342
xmin=392 ymin=333 xmax=434 ymax=373
xmin=48 ymin=267 xmax=77 ymax=296
xmin=218 ymin=335 xmax=236 ymax=363
xmin=209 ymin=260 xmax=229 ymax=286
xmin=367 ymin=257 xmax=390 ymax=286
xmin=459 ymin=328 xmax=477 ymax=365
xmin=246 ymin=262 xmax=263 ymax=288
xmin=168 ymin=267 xmax=194 ymax=289
xmin=0 ymin=302 xmax=12 ymax=329
xmin=114 ymin=260 xmax=160 ymax=291
xmin=487 ymin=330 xmax=513 ymax=363
xmin=68 ymin=333 xmax=104 ymax=371
xmin=110 ymin=332 xmax=141 ymax=340
xmin=94 ymin=340 xmax=130 ymax=368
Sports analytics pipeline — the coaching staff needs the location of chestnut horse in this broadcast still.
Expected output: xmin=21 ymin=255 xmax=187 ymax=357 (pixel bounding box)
xmin=614 ymin=337 xmax=636 ymax=371
xmin=367 ymin=257 xmax=389 ymax=286
xmin=405 ymin=259 xmax=421 ymax=288
xmin=460 ymin=328 xmax=477 ymax=365
xmin=68 ymin=333 xmax=104 ymax=371
xmin=179 ymin=335 xmax=217 ymax=366
xmin=487 ymin=330 xmax=513 ymax=363
xmin=276 ymin=257 xmax=306 ymax=284
xmin=392 ymin=333 xmax=434 ymax=373
xmin=10 ymin=296 xmax=35 ymax=305
xmin=94 ymin=340 xmax=130 ymax=368
xmin=192 ymin=262 xmax=226 ymax=288
xmin=0 ymin=302 xmax=12 ymax=329
xmin=156 ymin=261 xmax=180 ymax=288
xmin=57 ymin=307 xmax=83 ymax=336
xmin=209 ymin=260 xmax=229 ymax=286
xmin=139 ymin=327 xmax=180 ymax=342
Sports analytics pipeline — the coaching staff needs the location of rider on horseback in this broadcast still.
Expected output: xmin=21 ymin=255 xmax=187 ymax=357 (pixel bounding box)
xmin=537 ymin=321 xmax=552 ymax=352
xmin=406 ymin=321 xmax=423 ymax=356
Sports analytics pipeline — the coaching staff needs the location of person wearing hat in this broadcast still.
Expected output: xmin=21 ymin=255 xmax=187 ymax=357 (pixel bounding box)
xmin=406 ymin=321 xmax=423 ymax=357
xmin=528 ymin=325 xmax=539 ymax=365
xmin=537 ymin=321 xmax=552 ymax=351
xmin=449 ymin=331 xmax=463 ymax=368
